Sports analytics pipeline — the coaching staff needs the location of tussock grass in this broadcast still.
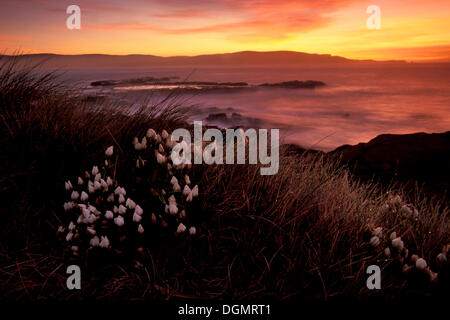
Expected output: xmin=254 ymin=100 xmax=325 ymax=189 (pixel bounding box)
xmin=0 ymin=58 xmax=448 ymax=300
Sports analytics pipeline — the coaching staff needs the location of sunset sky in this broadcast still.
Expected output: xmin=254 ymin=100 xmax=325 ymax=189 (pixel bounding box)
xmin=1 ymin=0 xmax=449 ymax=61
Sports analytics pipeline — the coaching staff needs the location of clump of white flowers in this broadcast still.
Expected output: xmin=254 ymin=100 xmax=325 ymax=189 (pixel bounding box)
xmin=59 ymin=128 xmax=200 ymax=256
xmin=367 ymin=201 xmax=446 ymax=284
xmin=131 ymin=128 xmax=199 ymax=236
xmin=60 ymin=159 xmax=148 ymax=255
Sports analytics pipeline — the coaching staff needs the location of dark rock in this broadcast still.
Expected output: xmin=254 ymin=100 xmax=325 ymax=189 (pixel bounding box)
xmin=259 ymin=80 xmax=325 ymax=89
xmin=330 ymin=131 xmax=450 ymax=194
xmin=206 ymin=113 xmax=228 ymax=121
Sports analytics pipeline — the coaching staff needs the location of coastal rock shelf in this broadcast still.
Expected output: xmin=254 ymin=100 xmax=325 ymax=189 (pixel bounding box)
xmin=88 ymin=77 xmax=325 ymax=92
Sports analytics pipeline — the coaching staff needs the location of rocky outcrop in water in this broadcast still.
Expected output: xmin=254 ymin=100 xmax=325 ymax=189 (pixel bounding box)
xmin=259 ymin=80 xmax=325 ymax=89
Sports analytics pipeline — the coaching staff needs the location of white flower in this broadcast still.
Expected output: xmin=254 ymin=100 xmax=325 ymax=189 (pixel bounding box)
xmin=138 ymin=224 xmax=144 ymax=234
xmin=389 ymin=232 xmax=397 ymax=241
xmin=107 ymin=193 xmax=114 ymax=202
xmin=65 ymin=180 xmax=73 ymax=191
xmin=370 ymin=236 xmax=380 ymax=247
xmin=71 ymin=246 xmax=79 ymax=252
xmin=105 ymin=210 xmax=114 ymax=220
xmin=90 ymin=236 xmax=100 ymax=247
xmin=86 ymin=214 xmax=96 ymax=224
xmin=141 ymin=137 xmax=147 ymax=148
xmin=106 ymin=176 xmax=113 ymax=186
xmin=113 ymin=205 xmax=119 ymax=214
xmin=186 ymin=192 xmax=193 ymax=203
xmin=415 ymin=258 xmax=427 ymax=271
xmin=176 ymin=223 xmax=186 ymax=234
xmin=92 ymin=166 xmax=99 ymax=176
xmin=437 ymin=253 xmax=447 ymax=263
xmin=372 ymin=227 xmax=382 ymax=237
xmin=70 ymin=191 xmax=79 ymax=200
xmin=134 ymin=142 xmax=143 ymax=150
xmin=99 ymin=236 xmax=110 ymax=248
xmin=183 ymin=185 xmax=191 ymax=196
xmin=173 ymin=182 xmax=181 ymax=192
xmin=161 ymin=130 xmax=169 ymax=139
xmin=155 ymin=134 xmax=162 ymax=143
xmin=391 ymin=237 xmax=404 ymax=250
xmin=105 ymin=145 xmax=114 ymax=157
xmin=64 ymin=202 xmax=74 ymax=212
xmin=146 ymin=128 xmax=156 ymax=139
xmin=168 ymin=195 xmax=176 ymax=204
xmin=68 ymin=221 xmax=76 ymax=231
xmin=169 ymin=203 xmax=178 ymax=215
xmin=94 ymin=173 xmax=101 ymax=182
xmin=57 ymin=225 xmax=65 ymax=233
xmin=118 ymin=194 xmax=125 ymax=204
xmin=80 ymin=191 xmax=89 ymax=201
xmin=126 ymin=198 xmax=136 ymax=210
xmin=156 ymin=151 xmax=166 ymax=164
xmin=384 ymin=247 xmax=391 ymax=257
xmin=94 ymin=180 xmax=102 ymax=191
xmin=166 ymin=139 xmax=175 ymax=149
xmin=118 ymin=204 xmax=127 ymax=215
xmin=132 ymin=137 xmax=139 ymax=145
xmin=114 ymin=215 xmax=125 ymax=227
xmin=133 ymin=205 xmax=143 ymax=216
xmin=100 ymin=179 xmax=108 ymax=190
xmin=133 ymin=212 xmax=142 ymax=223
xmin=189 ymin=226 xmax=196 ymax=236
xmin=88 ymin=181 xmax=95 ymax=193
xmin=114 ymin=186 xmax=126 ymax=196
xmin=66 ymin=232 xmax=73 ymax=241
xmin=87 ymin=226 xmax=96 ymax=235
xmin=185 ymin=175 xmax=191 ymax=185
xmin=77 ymin=177 xmax=84 ymax=185
xmin=192 ymin=185 xmax=199 ymax=197
xmin=82 ymin=208 xmax=90 ymax=218
xmin=429 ymin=272 xmax=438 ymax=283
xmin=170 ymin=176 xmax=178 ymax=185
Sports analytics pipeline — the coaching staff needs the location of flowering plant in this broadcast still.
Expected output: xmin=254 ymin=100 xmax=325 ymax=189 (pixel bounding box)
xmin=58 ymin=128 xmax=199 ymax=256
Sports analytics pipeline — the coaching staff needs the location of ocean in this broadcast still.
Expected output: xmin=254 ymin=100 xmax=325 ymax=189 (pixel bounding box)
xmin=61 ymin=64 xmax=450 ymax=151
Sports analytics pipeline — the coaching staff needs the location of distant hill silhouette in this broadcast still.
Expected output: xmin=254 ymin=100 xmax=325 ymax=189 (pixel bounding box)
xmin=1 ymin=51 xmax=407 ymax=68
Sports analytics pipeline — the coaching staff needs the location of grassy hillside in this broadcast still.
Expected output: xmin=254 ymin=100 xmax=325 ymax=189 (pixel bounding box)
xmin=0 ymin=57 xmax=448 ymax=300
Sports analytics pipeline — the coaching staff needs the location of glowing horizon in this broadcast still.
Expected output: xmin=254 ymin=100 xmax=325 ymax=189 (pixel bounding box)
xmin=1 ymin=0 xmax=449 ymax=62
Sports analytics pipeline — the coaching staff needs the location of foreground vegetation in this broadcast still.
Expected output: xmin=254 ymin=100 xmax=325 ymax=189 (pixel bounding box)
xmin=0 ymin=58 xmax=448 ymax=300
